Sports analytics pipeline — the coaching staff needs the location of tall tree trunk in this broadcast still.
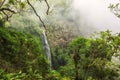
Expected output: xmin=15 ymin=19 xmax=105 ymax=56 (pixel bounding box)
xmin=73 ymin=53 xmax=80 ymax=80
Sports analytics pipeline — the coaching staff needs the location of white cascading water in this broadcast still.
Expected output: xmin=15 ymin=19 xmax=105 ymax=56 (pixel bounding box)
xmin=41 ymin=30 xmax=52 ymax=68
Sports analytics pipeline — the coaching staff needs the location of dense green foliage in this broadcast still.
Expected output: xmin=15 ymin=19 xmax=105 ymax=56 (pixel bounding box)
xmin=0 ymin=27 xmax=50 ymax=79
xmin=51 ymin=31 xmax=120 ymax=80
xmin=0 ymin=0 xmax=120 ymax=80
xmin=0 ymin=27 xmax=120 ymax=80
xmin=67 ymin=31 xmax=120 ymax=80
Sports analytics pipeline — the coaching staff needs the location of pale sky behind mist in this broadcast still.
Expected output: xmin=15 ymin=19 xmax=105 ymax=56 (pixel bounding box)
xmin=73 ymin=0 xmax=120 ymax=33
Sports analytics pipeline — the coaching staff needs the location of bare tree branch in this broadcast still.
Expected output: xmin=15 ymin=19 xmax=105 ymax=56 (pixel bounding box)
xmin=0 ymin=8 xmax=16 ymax=13
xmin=0 ymin=0 xmax=49 ymax=30
xmin=2 ymin=11 xmax=14 ymax=21
xmin=38 ymin=0 xmax=50 ymax=15
xmin=44 ymin=0 xmax=50 ymax=15
xmin=2 ymin=11 xmax=9 ymax=20
xmin=0 ymin=0 xmax=6 ymax=8
xmin=27 ymin=0 xmax=46 ymax=30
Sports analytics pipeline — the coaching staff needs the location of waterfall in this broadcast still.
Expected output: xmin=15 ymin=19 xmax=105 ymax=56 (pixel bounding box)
xmin=41 ymin=30 xmax=52 ymax=68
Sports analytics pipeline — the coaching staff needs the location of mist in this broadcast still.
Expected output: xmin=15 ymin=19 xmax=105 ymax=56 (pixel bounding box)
xmin=73 ymin=0 xmax=120 ymax=34
xmin=9 ymin=0 xmax=120 ymax=37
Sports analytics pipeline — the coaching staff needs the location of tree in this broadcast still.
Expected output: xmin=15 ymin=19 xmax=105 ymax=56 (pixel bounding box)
xmin=69 ymin=37 xmax=88 ymax=80
xmin=0 ymin=0 xmax=50 ymax=29
xmin=0 ymin=28 xmax=50 ymax=75
xmin=109 ymin=1 xmax=120 ymax=18
xmin=68 ymin=31 xmax=120 ymax=80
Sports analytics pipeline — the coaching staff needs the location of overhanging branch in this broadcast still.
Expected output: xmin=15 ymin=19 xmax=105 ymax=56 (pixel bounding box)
xmin=2 ymin=11 xmax=14 ymax=21
xmin=27 ymin=0 xmax=46 ymax=30
xmin=44 ymin=0 xmax=50 ymax=15
xmin=2 ymin=11 xmax=9 ymax=20
xmin=38 ymin=0 xmax=50 ymax=15
xmin=0 ymin=8 xmax=16 ymax=13
xmin=0 ymin=0 xmax=6 ymax=8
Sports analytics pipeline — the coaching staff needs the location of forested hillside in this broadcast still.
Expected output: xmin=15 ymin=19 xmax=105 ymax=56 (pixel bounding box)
xmin=0 ymin=0 xmax=120 ymax=80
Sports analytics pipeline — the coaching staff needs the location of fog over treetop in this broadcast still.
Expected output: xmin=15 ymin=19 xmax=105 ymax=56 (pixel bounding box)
xmin=73 ymin=0 xmax=120 ymax=33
